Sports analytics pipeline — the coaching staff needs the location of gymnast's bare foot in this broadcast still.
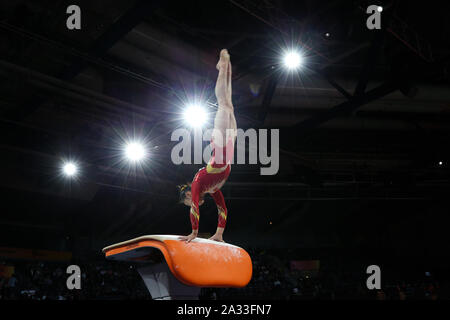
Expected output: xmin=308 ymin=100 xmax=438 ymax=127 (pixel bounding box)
xmin=215 ymin=49 xmax=232 ymax=106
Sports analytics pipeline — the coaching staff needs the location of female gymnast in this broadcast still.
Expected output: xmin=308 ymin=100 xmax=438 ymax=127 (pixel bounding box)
xmin=178 ymin=49 xmax=237 ymax=243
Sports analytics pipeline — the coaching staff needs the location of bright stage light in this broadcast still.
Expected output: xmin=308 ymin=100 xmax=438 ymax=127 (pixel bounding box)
xmin=124 ymin=142 xmax=147 ymax=162
xmin=184 ymin=104 xmax=207 ymax=127
xmin=62 ymin=162 xmax=78 ymax=177
xmin=283 ymin=50 xmax=303 ymax=70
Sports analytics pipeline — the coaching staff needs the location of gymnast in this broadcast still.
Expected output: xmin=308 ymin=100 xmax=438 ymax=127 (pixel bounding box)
xmin=178 ymin=49 xmax=237 ymax=243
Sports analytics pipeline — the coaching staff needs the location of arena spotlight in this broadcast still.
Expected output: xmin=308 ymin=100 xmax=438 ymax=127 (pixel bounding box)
xmin=124 ymin=141 xmax=147 ymax=162
xmin=184 ymin=104 xmax=208 ymax=128
xmin=283 ymin=50 xmax=303 ymax=70
xmin=62 ymin=162 xmax=78 ymax=177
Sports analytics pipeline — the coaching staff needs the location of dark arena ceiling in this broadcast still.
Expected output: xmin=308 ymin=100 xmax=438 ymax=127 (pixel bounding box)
xmin=0 ymin=0 xmax=449 ymax=257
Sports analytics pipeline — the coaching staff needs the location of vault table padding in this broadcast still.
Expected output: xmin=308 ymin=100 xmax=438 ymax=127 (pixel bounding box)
xmin=102 ymin=235 xmax=252 ymax=288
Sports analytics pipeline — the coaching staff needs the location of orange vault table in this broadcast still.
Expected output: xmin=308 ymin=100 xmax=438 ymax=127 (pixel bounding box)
xmin=102 ymin=235 xmax=253 ymax=299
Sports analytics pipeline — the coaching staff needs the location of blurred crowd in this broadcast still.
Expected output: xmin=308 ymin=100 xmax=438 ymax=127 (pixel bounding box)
xmin=201 ymin=248 xmax=445 ymax=300
xmin=0 ymin=248 xmax=447 ymax=300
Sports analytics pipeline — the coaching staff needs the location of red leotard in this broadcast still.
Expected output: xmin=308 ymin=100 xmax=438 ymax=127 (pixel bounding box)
xmin=189 ymin=137 xmax=234 ymax=231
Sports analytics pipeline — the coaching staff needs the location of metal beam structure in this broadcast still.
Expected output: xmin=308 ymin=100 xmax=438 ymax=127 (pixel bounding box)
xmin=228 ymin=0 xmax=331 ymax=61
xmin=290 ymin=80 xmax=399 ymax=133
xmin=258 ymin=74 xmax=278 ymax=123
xmin=386 ymin=13 xmax=434 ymax=63
xmin=353 ymin=32 xmax=385 ymax=97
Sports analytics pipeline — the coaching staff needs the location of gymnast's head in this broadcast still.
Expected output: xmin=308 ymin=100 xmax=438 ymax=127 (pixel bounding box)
xmin=178 ymin=183 xmax=204 ymax=207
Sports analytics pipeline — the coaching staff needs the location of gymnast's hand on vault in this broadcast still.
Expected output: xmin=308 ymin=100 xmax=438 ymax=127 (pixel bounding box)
xmin=179 ymin=232 xmax=197 ymax=243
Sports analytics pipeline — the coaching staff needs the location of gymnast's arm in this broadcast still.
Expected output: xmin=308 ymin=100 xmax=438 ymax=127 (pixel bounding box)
xmin=182 ymin=180 xmax=200 ymax=243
